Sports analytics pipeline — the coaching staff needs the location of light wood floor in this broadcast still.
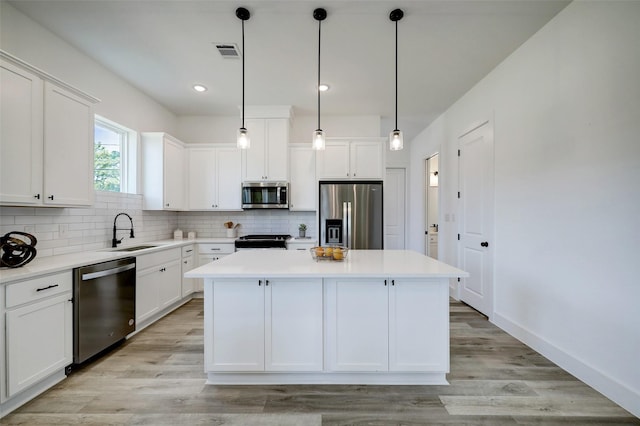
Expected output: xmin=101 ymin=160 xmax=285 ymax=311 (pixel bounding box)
xmin=3 ymin=299 xmax=638 ymax=425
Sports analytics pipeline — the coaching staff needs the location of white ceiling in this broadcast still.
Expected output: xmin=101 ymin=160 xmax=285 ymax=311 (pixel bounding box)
xmin=9 ymin=0 xmax=570 ymax=134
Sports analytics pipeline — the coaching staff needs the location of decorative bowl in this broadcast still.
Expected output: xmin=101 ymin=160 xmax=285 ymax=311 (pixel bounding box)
xmin=310 ymin=246 xmax=349 ymax=262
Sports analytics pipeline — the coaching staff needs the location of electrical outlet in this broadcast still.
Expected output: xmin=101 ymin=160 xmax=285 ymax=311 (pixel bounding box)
xmin=59 ymin=224 xmax=69 ymax=238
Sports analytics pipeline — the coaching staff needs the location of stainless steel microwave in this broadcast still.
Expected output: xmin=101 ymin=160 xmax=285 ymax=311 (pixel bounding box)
xmin=241 ymin=182 xmax=289 ymax=209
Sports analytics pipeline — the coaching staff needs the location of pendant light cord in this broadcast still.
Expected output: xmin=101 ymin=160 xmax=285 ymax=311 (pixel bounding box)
xmin=394 ymin=18 xmax=398 ymax=131
xmin=317 ymin=18 xmax=322 ymax=130
xmin=242 ymin=18 xmax=245 ymax=129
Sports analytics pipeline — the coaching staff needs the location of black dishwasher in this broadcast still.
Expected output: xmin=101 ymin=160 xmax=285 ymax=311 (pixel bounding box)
xmin=73 ymin=257 xmax=136 ymax=364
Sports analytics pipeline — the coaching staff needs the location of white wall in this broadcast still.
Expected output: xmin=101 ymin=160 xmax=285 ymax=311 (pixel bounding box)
xmin=0 ymin=2 xmax=177 ymax=135
xmin=409 ymin=1 xmax=640 ymax=416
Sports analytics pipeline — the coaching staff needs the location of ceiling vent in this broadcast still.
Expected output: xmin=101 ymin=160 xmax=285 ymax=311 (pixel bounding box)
xmin=214 ymin=43 xmax=241 ymax=59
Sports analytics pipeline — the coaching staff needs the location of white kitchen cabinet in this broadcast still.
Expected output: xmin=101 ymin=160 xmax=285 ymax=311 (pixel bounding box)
xmin=0 ymin=59 xmax=43 ymax=205
xmin=325 ymin=277 xmax=448 ymax=373
xmin=209 ymin=279 xmax=265 ymax=371
xmin=242 ymin=118 xmax=289 ymax=181
xmin=388 ymin=278 xmax=448 ymax=372
xmin=265 ymin=278 xmax=323 ymax=371
xmin=187 ymin=145 xmax=242 ymax=210
xmin=316 ymin=139 xmax=384 ymax=180
xmin=286 ymin=238 xmax=317 ymax=251
xmin=207 ymin=278 xmax=323 ymax=372
xmin=4 ymin=271 xmax=73 ymax=398
xmin=288 ymin=145 xmax=316 ymax=211
xmin=196 ymin=243 xmax=235 ymax=292
xmin=141 ymin=133 xmax=185 ymax=210
xmin=181 ymin=244 xmax=196 ymax=297
xmin=325 ymin=278 xmax=389 ymax=371
xmin=136 ymin=248 xmax=182 ymax=325
xmin=1 ymin=53 xmax=98 ymax=207
xmin=43 ymin=82 xmax=95 ymax=206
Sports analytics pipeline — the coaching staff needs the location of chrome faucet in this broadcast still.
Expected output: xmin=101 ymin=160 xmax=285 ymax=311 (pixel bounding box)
xmin=112 ymin=213 xmax=135 ymax=248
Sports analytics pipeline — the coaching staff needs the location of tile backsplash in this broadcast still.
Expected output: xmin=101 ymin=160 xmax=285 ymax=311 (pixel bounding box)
xmin=0 ymin=191 xmax=316 ymax=258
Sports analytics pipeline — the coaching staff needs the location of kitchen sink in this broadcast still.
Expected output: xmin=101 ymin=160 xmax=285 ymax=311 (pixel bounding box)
xmin=112 ymin=244 xmax=158 ymax=252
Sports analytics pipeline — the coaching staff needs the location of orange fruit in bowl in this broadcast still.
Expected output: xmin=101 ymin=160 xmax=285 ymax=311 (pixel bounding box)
xmin=333 ymin=248 xmax=343 ymax=260
xmin=314 ymin=247 xmax=324 ymax=257
xmin=324 ymin=247 xmax=333 ymax=257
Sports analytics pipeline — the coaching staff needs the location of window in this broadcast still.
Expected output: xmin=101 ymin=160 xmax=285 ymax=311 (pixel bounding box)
xmin=94 ymin=116 xmax=137 ymax=193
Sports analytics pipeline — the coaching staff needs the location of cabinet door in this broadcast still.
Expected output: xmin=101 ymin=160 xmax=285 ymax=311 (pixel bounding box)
xmin=266 ymin=278 xmax=323 ymax=371
xmin=182 ymin=255 xmax=196 ymax=297
xmin=43 ymin=82 xmax=94 ymax=206
xmin=351 ymin=141 xmax=384 ymax=179
xmin=163 ymin=138 xmax=184 ymax=210
xmin=6 ymin=294 xmax=72 ymax=397
xmin=316 ymin=141 xmax=350 ymax=179
xmin=265 ymin=119 xmax=289 ymax=181
xmin=242 ymin=119 xmax=266 ymax=181
xmin=187 ymin=147 xmax=217 ymax=210
xmin=216 ymin=147 xmax=242 ymax=209
xmin=0 ymin=60 xmax=43 ymax=205
xmin=389 ymin=279 xmax=449 ymax=372
xmin=325 ymin=278 xmax=389 ymax=371
xmin=209 ymin=279 xmax=265 ymax=371
xmin=158 ymin=259 xmax=182 ymax=309
xmin=289 ymin=146 xmax=316 ymax=211
xmin=136 ymin=268 xmax=161 ymax=324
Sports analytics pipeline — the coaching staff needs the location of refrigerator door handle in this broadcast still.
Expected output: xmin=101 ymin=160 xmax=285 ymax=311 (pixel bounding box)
xmin=342 ymin=201 xmax=348 ymax=248
xmin=346 ymin=201 xmax=352 ymax=248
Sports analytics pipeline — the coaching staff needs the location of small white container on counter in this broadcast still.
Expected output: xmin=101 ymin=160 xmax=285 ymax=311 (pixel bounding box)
xmin=188 ymin=231 xmax=196 ymax=239
xmin=174 ymin=229 xmax=183 ymax=240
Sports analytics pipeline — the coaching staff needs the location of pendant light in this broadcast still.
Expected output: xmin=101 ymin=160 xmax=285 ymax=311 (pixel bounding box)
xmin=389 ymin=8 xmax=404 ymax=151
xmin=236 ymin=7 xmax=250 ymax=149
xmin=313 ymin=8 xmax=327 ymax=150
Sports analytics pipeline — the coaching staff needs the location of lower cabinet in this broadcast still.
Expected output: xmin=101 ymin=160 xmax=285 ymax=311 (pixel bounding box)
xmin=181 ymin=244 xmax=196 ymax=297
xmin=136 ymin=248 xmax=182 ymax=325
xmin=4 ymin=271 xmax=73 ymax=398
xmin=196 ymin=243 xmax=235 ymax=292
xmin=324 ymin=277 xmax=448 ymax=373
xmin=208 ymin=278 xmax=323 ymax=372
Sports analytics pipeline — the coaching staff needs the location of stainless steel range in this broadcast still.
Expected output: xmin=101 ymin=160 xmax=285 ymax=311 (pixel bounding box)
xmin=234 ymin=234 xmax=291 ymax=250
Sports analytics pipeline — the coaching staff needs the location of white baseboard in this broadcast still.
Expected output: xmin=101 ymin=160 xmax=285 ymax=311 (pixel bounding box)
xmin=492 ymin=311 xmax=640 ymax=418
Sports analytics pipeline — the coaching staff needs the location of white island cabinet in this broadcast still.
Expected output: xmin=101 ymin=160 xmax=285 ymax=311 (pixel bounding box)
xmin=186 ymin=250 xmax=467 ymax=385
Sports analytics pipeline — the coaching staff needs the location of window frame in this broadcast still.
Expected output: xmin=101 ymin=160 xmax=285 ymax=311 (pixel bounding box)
xmin=94 ymin=115 xmax=137 ymax=194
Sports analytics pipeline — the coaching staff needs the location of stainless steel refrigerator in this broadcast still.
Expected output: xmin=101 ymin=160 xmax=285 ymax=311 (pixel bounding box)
xmin=319 ymin=181 xmax=383 ymax=249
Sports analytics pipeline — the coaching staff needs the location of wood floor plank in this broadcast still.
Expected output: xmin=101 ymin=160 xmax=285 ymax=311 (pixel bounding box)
xmin=2 ymin=298 xmax=637 ymax=425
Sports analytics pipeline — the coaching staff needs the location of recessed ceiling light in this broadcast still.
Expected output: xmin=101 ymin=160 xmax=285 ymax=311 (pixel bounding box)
xmin=193 ymin=84 xmax=208 ymax=92
xmin=319 ymin=84 xmax=329 ymax=92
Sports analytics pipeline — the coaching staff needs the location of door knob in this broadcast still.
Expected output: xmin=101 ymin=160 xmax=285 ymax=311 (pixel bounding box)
xmin=480 ymin=241 xmax=489 ymax=247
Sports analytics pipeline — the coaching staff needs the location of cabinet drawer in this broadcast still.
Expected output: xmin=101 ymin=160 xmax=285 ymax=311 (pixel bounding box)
xmin=6 ymin=271 xmax=72 ymax=308
xmin=182 ymin=245 xmax=195 ymax=257
xmin=198 ymin=243 xmax=234 ymax=255
xmin=136 ymin=247 xmax=181 ymax=270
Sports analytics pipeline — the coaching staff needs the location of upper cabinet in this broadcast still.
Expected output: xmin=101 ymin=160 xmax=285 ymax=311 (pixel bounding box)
xmin=289 ymin=145 xmax=316 ymax=211
xmin=242 ymin=118 xmax=289 ymax=182
xmin=240 ymin=107 xmax=292 ymax=182
xmin=187 ymin=145 xmax=242 ymax=211
xmin=316 ymin=139 xmax=385 ymax=180
xmin=0 ymin=52 xmax=99 ymax=207
xmin=141 ymin=133 xmax=185 ymax=210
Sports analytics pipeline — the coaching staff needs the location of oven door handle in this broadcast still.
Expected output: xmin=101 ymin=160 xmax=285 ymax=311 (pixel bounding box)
xmin=81 ymin=263 xmax=136 ymax=281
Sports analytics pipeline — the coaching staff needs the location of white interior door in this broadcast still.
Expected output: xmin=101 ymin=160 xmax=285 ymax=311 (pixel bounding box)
xmin=384 ymin=168 xmax=406 ymax=249
xmin=458 ymin=121 xmax=494 ymax=317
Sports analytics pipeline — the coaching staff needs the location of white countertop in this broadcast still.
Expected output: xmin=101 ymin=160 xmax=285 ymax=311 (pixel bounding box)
xmin=0 ymin=238 xmax=236 ymax=283
xmin=186 ymin=249 xmax=468 ymax=279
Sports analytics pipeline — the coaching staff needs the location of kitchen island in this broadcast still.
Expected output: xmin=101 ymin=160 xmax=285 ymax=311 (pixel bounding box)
xmin=186 ymin=249 xmax=467 ymax=385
